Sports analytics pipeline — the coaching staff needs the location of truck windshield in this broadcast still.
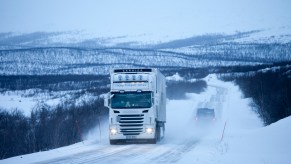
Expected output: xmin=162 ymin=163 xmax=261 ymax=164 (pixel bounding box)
xmin=111 ymin=92 xmax=152 ymax=109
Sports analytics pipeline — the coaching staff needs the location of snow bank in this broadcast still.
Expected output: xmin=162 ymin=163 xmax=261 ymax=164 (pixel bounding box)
xmin=179 ymin=74 xmax=289 ymax=164
xmin=219 ymin=116 xmax=291 ymax=164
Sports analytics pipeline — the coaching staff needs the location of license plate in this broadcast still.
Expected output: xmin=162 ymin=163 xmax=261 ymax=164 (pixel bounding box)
xmin=126 ymin=135 xmax=137 ymax=139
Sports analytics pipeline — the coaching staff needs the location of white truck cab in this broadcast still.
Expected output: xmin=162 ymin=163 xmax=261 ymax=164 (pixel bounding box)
xmin=104 ymin=69 xmax=166 ymax=144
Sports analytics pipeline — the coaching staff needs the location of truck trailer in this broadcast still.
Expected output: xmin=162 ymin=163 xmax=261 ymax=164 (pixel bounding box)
xmin=104 ymin=68 xmax=166 ymax=144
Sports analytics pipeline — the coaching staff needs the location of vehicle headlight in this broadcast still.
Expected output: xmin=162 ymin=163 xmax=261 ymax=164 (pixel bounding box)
xmin=110 ymin=128 xmax=117 ymax=135
xmin=145 ymin=128 xmax=154 ymax=134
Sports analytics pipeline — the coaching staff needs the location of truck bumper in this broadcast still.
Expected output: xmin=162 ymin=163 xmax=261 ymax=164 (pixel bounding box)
xmin=109 ymin=125 xmax=156 ymax=141
xmin=110 ymin=131 xmax=155 ymax=140
xmin=110 ymin=139 xmax=156 ymax=144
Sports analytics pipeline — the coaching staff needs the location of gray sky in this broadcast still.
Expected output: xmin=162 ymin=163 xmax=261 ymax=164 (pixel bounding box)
xmin=0 ymin=0 xmax=290 ymax=38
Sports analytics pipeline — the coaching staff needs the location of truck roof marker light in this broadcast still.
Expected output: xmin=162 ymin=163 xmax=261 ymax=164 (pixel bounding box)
xmin=139 ymin=75 xmax=143 ymax=81
xmin=118 ymin=75 xmax=122 ymax=81
xmin=125 ymin=75 xmax=130 ymax=81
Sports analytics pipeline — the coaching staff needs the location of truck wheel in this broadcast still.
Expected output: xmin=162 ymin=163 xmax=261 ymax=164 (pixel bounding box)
xmin=156 ymin=123 xmax=163 ymax=142
xmin=161 ymin=123 xmax=165 ymax=139
xmin=148 ymin=124 xmax=159 ymax=144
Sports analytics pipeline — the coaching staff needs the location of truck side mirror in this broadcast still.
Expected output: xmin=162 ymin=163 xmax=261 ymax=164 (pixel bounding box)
xmin=104 ymin=98 xmax=108 ymax=108
xmin=104 ymin=93 xmax=110 ymax=108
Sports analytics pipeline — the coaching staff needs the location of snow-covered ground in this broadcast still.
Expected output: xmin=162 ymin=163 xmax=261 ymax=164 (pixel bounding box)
xmin=0 ymin=89 xmax=98 ymax=116
xmin=2 ymin=74 xmax=290 ymax=164
xmin=0 ymin=93 xmax=36 ymax=116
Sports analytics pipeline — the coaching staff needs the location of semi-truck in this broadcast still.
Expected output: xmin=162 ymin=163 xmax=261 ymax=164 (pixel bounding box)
xmin=104 ymin=68 xmax=166 ymax=144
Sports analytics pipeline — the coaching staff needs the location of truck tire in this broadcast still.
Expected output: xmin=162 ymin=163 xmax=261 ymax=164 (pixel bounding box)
xmin=148 ymin=124 xmax=159 ymax=144
xmin=161 ymin=123 xmax=165 ymax=139
xmin=156 ymin=124 xmax=161 ymax=141
xmin=156 ymin=122 xmax=166 ymax=141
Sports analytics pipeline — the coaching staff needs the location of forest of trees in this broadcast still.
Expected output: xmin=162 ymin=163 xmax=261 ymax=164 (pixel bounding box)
xmin=220 ymin=62 xmax=291 ymax=125
xmin=1 ymin=43 xmax=290 ymax=75
xmin=0 ymin=98 xmax=107 ymax=159
xmin=0 ymin=75 xmax=109 ymax=91
xmin=0 ymin=75 xmax=110 ymax=159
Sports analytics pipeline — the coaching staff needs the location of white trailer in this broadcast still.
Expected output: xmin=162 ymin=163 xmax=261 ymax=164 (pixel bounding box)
xmin=104 ymin=68 xmax=166 ymax=144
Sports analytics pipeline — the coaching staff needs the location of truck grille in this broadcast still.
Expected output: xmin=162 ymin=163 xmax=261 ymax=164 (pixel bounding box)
xmin=118 ymin=114 xmax=144 ymax=136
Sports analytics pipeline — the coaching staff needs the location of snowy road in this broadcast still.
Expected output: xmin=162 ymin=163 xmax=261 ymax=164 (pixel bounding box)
xmin=37 ymin=138 xmax=199 ymax=164
xmin=3 ymin=75 xmax=268 ymax=164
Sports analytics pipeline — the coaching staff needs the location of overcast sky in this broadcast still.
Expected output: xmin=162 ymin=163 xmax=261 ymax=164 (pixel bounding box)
xmin=0 ymin=0 xmax=290 ymax=38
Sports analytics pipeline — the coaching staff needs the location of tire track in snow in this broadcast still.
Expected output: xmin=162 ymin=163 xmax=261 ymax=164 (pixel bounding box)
xmin=34 ymin=144 xmax=135 ymax=164
xmin=82 ymin=145 xmax=156 ymax=164
xmin=147 ymin=139 xmax=199 ymax=163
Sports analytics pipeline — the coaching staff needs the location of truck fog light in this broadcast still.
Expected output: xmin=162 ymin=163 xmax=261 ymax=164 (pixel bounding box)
xmin=146 ymin=128 xmax=154 ymax=134
xmin=110 ymin=128 xmax=117 ymax=135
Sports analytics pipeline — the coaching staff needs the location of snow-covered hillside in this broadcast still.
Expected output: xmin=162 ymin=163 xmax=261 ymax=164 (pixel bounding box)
xmin=1 ymin=0 xmax=291 ymax=44
xmin=2 ymin=75 xmax=289 ymax=164
xmin=1 ymin=43 xmax=290 ymax=75
xmin=1 ymin=1 xmax=291 ymax=75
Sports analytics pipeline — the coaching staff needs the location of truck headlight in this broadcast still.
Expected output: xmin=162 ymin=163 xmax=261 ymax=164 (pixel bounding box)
xmin=110 ymin=128 xmax=117 ymax=135
xmin=146 ymin=128 xmax=154 ymax=134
